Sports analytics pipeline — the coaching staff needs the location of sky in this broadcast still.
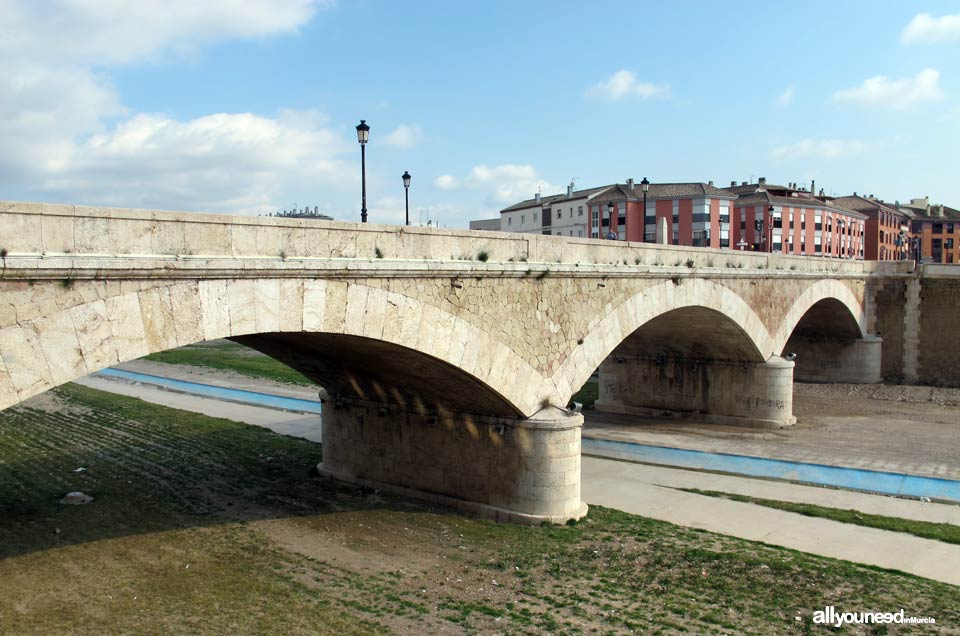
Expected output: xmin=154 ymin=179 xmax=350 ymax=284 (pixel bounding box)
xmin=2 ymin=0 xmax=959 ymax=228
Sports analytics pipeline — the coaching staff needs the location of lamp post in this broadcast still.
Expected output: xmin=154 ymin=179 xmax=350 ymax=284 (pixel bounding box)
xmin=356 ymin=120 xmax=370 ymax=223
xmin=606 ymin=202 xmax=615 ymax=240
xmin=402 ymin=171 xmax=411 ymax=226
xmin=640 ymin=177 xmax=650 ymax=242
xmin=767 ymin=205 xmax=775 ymax=252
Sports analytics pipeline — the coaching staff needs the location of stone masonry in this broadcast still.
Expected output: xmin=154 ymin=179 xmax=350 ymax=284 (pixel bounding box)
xmin=0 ymin=201 xmax=933 ymax=523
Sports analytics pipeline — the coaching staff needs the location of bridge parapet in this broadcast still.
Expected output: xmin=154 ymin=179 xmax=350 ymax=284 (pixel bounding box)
xmin=1 ymin=201 xmax=910 ymax=276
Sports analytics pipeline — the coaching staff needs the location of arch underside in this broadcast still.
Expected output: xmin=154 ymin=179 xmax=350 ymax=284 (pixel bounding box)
xmin=781 ymin=298 xmax=863 ymax=351
xmin=232 ymin=333 xmax=523 ymax=418
xmin=611 ymin=306 xmax=766 ymax=363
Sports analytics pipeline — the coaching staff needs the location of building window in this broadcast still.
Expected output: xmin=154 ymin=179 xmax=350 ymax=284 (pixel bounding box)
xmin=533 ymin=212 xmax=538 ymax=222
xmin=578 ymin=206 xmax=583 ymax=216
xmin=933 ymin=223 xmax=943 ymax=234
xmin=557 ymin=210 xmax=562 ymax=219
xmin=508 ymin=217 xmax=512 ymax=226
xmin=672 ymin=200 xmax=679 ymax=224
xmin=521 ymin=214 xmax=525 ymax=224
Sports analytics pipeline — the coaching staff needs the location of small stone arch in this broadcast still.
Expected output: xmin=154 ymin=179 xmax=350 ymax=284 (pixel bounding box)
xmin=553 ymin=278 xmax=774 ymax=406
xmin=772 ymin=279 xmax=866 ymax=355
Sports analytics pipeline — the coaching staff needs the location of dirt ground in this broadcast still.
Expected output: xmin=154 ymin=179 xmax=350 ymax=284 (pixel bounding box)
xmin=583 ymin=382 xmax=960 ymax=480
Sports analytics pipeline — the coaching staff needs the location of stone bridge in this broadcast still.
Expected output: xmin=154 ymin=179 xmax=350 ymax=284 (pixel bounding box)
xmin=0 ymin=201 xmax=926 ymax=524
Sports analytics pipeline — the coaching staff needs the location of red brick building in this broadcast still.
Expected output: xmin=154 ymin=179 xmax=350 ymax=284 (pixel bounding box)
xmin=831 ymin=195 xmax=910 ymax=260
xmin=901 ymin=197 xmax=960 ymax=264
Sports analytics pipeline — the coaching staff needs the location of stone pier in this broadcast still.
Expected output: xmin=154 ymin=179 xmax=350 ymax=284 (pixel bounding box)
xmin=317 ymin=399 xmax=588 ymax=524
xmin=595 ymin=355 xmax=796 ymax=429
xmin=789 ymin=335 xmax=883 ymax=384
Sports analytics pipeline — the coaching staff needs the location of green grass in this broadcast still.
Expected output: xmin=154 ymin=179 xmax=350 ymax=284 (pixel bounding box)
xmin=2 ymin=384 xmax=959 ymax=635
xmin=682 ymin=488 xmax=960 ymax=546
xmin=571 ymin=380 xmax=599 ymax=409
xmin=144 ymin=340 xmax=313 ymax=386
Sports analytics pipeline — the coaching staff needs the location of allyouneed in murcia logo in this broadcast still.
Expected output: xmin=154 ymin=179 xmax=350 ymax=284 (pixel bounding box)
xmin=810 ymin=606 xmax=936 ymax=627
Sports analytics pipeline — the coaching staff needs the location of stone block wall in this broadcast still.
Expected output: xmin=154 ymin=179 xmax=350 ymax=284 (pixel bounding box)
xmin=318 ymin=399 xmax=587 ymax=524
xmin=596 ymin=356 xmax=796 ymax=428
xmin=918 ymin=275 xmax=960 ymax=386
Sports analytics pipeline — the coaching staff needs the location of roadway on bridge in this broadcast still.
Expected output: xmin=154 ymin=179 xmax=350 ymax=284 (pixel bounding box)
xmin=71 ymin=362 xmax=960 ymax=585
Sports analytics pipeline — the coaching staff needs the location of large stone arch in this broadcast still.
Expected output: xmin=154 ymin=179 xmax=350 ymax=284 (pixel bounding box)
xmin=553 ymin=278 xmax=774 ymax=407
xmin=771 ymin=279 xmax=867 ymax=355
xmin=0 ymin=278 xmax=546 ymax=417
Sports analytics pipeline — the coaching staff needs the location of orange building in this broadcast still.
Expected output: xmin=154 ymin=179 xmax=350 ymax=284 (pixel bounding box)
xmin=901 ymin=198 xmax=960 ymax=264
xmin=831 ymin=195 xmax=910 ymax=261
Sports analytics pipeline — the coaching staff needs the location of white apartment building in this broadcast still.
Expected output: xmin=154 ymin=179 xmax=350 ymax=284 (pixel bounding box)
xmin=499 ymin=182 xmax=611 ymax=237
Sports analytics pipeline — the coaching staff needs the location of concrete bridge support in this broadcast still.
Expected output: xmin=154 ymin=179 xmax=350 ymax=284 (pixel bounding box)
xmin=789 ymin=336 xmax=883 ymax=384
xmin=317 ymin=399 xmax=587 ymax=524
xmin=595 ymin=355 xmax=796 ymax=428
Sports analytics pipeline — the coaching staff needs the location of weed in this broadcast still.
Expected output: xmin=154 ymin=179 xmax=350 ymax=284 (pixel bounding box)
xmin=671 ymin=276 xmax=681 ymax=285
xmin=535 ymin=269 xmax=549 ymax=281
xmin=635 ymin=257 xmax=641 ymax=265
xmin=279 ymin=250 xmax=288 ymax=261
xmin=477 ymin=250 xmax=489 ymax=262
xmin=685 ymin=259 xmax=695 ymax=268
xmin=60 ymin=278 xmax=75 ymax=289
xmin=0 ymin=247 xmax=8 ymax=260
xmin=374 ymin=247 xmax=383 ymax=259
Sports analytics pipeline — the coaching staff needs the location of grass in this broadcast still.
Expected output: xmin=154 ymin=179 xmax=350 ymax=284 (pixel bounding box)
xmin=572 ymin=380 xmax=599 ymax=409
xmin=144 ymin=339 xmax=313 ymax=386
xmin=1 ymin=384 xmax=958 ymax=635
xmin=682 ymin=488 xmax=960 ymax=546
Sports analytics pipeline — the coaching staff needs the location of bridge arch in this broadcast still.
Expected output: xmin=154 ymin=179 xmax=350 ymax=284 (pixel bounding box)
xmin=772 ymin=279 xmax=867 ymax=355
xmin=0 ymin=279 xmax=545 ymax=418
xmin=555 ymin=278 xmax=774 ymax=405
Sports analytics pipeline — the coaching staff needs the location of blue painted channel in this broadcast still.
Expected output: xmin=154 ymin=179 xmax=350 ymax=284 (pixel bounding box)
xmin=96 ymin=368 xmax=323 ymax=414
xmin=95 ymin=367 xmax=960 ymax=503
xmin=582 ymin=437 xmax=960 ymax=503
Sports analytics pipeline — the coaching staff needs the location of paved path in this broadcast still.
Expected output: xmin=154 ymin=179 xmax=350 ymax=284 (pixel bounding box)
xmin=69 ymin=368 xmax=960 ymax=586
xmin=583 ymin=456 xmax=960 ymax=585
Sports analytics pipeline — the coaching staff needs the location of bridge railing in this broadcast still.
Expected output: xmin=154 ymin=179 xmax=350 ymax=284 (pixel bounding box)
xmin=0 ymin=201 xmax=913 ymax=276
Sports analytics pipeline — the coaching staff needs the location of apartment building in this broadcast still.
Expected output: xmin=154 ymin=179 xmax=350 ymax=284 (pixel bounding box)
xmin=587 ymin=181 xmax=737 ymax=246
xmin=900 ymin=197 xmax=960 ymax=264
xmin=831 ymin=195 xmax=911 ymax=260
xmin=499 ymin=182 xmax=609 ymax=237
xmin=725 ymin=179 xmax=866 ymax=258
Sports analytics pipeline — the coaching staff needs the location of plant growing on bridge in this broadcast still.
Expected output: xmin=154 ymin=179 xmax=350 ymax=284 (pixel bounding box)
xmin=685 ymin=259 xmax=695 ymax=268
xmin=477 ymin=250 xmax=489 ymax=262
xmin=374 ymin=247 xmax=384 ymax=259
xmin=535 ymin=269 xmax=550 ymax=281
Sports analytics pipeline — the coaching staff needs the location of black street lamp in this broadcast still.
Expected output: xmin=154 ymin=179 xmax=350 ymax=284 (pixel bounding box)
xmin=356 ymin=120 xmax=370 ymax=223
xmin=767 ymin=205 xmax=776 ymax=252
xmin=606 ymin=202 xmax=616 ymax=240
xmin=402 ymin=171 xmax=411 ymax=226
xmin=640 ymin=177 xmax=650 ymax=242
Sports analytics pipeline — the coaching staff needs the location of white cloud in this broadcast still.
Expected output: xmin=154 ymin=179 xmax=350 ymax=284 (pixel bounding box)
xmin=832 ymin=68 xmax=943 ymax=110
xmin=776 ymin=86 xmax=794 ymax=106
xmin=0 ymin=1 xmax=338 ymax=214
xmin=902 ymin=12 xmax=960 ymax=44
xmin=585 ymin=70 xmax=670 ymax=101
xmin=38 ymin=110 xmax=351 ymax=214
xmin=770 ymin=139 xmax=866 ymax=160
xmin=434 ymin=175 xmax=459 ymax=189
xmin=435 ymin=164 xmax=557 ymax=205
xmin=0 ymin=0 xmax=329 ymax=66
xmin=383 ymin=124 xmax=422 ymax=149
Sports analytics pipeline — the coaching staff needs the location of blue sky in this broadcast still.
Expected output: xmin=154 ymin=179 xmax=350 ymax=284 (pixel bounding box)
xmin=2 ymin=1 xmax=959 ymax=227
